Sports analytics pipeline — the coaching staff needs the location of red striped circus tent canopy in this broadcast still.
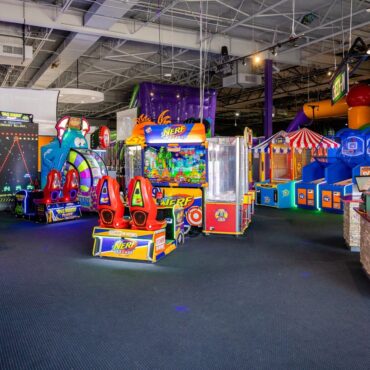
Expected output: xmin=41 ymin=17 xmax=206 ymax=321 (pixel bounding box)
xmin=252 ymin=130 xmax=287 ymax=153
xmin=285 ymin=128 xmax=340 ymax=150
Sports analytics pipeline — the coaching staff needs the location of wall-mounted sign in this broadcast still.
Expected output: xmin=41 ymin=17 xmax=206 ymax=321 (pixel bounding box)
xmin=331 ymin=65 xmax=349 ymax=105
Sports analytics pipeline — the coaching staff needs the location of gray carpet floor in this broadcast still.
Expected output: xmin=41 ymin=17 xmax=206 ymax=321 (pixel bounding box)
xmin=0 ymin=206 xmax=369 ymax=370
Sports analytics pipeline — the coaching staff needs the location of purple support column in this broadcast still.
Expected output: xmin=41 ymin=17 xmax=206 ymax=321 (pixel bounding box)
xmin=264 ymin=59 xmax=273 ymax=138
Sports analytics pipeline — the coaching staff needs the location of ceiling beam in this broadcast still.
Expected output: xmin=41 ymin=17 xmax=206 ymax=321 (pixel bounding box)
xmin=0 ymin=0 xmax=266 ymax=57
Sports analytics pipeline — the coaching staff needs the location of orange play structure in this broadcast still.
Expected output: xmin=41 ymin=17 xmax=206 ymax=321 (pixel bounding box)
xmin=303 ymin=84 xmax=370 ymax=129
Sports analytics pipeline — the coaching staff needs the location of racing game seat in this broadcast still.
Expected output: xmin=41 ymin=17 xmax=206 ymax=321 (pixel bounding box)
xmin=61 ymin=169 xmax=79 ymax=202
xmin=35 ymin=169 xmax=62 ymax=204
xmin=127 ymin=176 xmax=166 ymax=231
xmin=96 ymin=176 xmax=130 ymax=229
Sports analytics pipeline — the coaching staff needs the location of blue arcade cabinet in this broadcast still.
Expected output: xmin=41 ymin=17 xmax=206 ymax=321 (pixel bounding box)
xmin=318 ymin=128 xmax=370 ymax=213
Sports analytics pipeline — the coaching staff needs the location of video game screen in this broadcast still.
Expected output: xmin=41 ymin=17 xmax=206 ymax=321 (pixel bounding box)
xmin=144 ymin=145 xmax=207 ymax=186
xmin=0 ymin=112 xmax=38 ymax=195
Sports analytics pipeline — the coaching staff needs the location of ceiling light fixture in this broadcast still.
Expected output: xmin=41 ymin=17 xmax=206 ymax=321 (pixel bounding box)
xmin=253 ymin=55 xmax=261 ymax=64
xmin=164 ymin=73 xmax=172 ymax=77
xmin=235 ymin=112 xmax=240 ymax=117
xmin=366 ymin=45 xmax=370 ymax=55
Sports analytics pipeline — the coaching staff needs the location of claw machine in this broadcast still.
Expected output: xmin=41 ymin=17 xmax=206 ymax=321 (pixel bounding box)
xmin=204 ymin=137 xmax=252 ymax=235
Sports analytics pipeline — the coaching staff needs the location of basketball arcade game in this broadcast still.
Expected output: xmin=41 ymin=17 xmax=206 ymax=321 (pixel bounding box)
xmin=318 ymin=128 xmax=370 ymax=213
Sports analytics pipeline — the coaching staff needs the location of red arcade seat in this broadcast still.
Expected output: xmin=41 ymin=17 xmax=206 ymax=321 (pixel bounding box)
xmin=61 ymin=169 xmax=79 ymax=202
xmin=96 ymin=176 xmax=129 ymax=229
xmin=35 ymin=169 xmax=62 ymax=204
xmin=127 ymin=176 xmax=166 ymax=231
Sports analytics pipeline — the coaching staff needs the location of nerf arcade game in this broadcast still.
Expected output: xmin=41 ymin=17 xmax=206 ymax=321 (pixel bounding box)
xmin=41 ymin=116 xmax=107 ymax=211
xmin=126 ymin=119 xmax=207 ymax=234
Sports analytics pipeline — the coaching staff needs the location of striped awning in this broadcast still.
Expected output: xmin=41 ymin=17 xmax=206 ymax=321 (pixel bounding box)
xmin=285 ymin=128 xmax=340 ymax=149
xmin=252 ymin=130 xmax=287 ymax=153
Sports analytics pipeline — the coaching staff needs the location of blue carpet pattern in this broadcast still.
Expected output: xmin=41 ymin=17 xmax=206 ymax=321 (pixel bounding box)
xmin=0 ymin=207 xmax=369 ymax=370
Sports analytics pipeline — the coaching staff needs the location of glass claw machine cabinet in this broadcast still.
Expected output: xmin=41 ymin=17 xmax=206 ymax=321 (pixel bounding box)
xmin=204 ymin=137 xmax=253 ymax=236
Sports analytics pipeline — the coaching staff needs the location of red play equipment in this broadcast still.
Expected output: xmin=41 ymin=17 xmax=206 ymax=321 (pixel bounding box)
xmin=36 ymin=169 xmax=62 ymax=204
xmin=96 ymin=176 xmax=167 ymax=231
xmin=96 ymin=176 xmax=129 ymax=229
xmin=127 ymin=176 xmax=167 ymax=231
xmin=61 ymin=169 xmax=79 ymax=202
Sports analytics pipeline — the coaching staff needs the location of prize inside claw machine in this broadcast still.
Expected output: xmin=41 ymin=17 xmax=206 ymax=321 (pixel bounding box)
xmin=204 ymin=137 xmax=253 ymax=235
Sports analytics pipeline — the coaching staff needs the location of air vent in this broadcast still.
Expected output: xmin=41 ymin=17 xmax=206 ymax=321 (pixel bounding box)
xmin=223 ymin=73 xmax=262 ymax=88
xmin=0 ymin=43 xmax=33 ymax=66
xmin=3 ymin=45 xmax=23 ymax=55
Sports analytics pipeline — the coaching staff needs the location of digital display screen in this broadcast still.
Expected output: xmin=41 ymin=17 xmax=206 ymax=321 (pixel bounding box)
xmin=331 ymin=65 xmax=348 ymax=104
xmin=144 ymin=145 xmax=207 ymax=186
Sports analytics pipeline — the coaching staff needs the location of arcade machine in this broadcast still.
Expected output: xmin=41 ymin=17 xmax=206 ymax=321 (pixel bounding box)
xmin=15 ymin=169 xmax=81 ymax=223
xmin=317 ymin=128 xmax=370 ymax=213
xmin=252 ymin=130 xmax=286 ymax=184
xmin=255 ymin=128 xmax=337 ymax=208
xmin=294 ymin=135 xmax=340 ymax=210
xmin=125 ymin=113 xmax=255 ymax=235
xmin=126 ymin=118 xmax=207 ymax=234
xmin=41 ymin=116 xmax=107 ymax=211
xmin=92 ymin=176 xmax=184 ymax=263
xmin=203 ymin=137 xmax=253 ymax=235
xmin=0 ymin=111 xmax=38 ymax=211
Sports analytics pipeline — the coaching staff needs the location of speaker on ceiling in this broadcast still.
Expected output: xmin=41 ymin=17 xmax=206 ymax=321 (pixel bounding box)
xmin=221 ymin=46 xmax=229 ymax=56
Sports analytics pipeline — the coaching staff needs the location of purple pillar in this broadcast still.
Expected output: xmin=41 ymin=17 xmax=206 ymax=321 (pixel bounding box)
xmin=264 ymin=59 xmax=273 ymax=138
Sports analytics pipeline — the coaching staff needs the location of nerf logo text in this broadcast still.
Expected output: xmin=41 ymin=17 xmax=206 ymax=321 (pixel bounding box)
xmin=113 ymin=240 xmax=137 ymax=255
xmin=161 ymin=125 xmax=186 ymax=138
xmin=159 ymin=195 xmax=194 ymax=208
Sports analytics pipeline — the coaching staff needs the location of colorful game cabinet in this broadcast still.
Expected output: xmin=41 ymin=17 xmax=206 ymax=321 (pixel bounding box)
xmin=41 ymin=116 xmax=107 ymax=211
xmin=317 ymin=128 xmax=370 ymax=213
xmin=203 ymin=137 xmax=253 ymax=235
xmin=92 ymin=176 xmax=184 ymax=263
xmin=295 ymin=142 xmax=340 ymax=211
xmin=15 ymin=169 xmax=82 ymax=223
xmin=125 ymin=120 xmax=208 ymax=233
xmin=255 ymin=128 xmax=334 ymax=209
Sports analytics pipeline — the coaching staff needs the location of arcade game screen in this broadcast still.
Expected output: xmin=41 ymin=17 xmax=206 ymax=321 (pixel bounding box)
xmin=144 ymin=145 xmax=207 ymax=185
xmin=0 ymin=112 xmax=38 ymax=195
